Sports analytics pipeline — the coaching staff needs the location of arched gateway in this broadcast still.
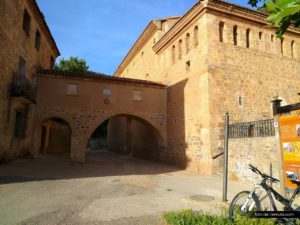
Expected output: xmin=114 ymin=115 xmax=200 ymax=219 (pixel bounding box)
xmin=33 ymin=70 xmax=167 ymax=163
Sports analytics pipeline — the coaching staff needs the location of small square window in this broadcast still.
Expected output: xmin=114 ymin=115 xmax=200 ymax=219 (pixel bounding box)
xmin=133 ymin=90 xmax=142 ymax=101
xmin=23 ymin=10 xmax=31 ymax=36
xmin=67 ymin=84 xmax=78 ymax=96
xmin=103 ymin=88 xmax=112 ymax=96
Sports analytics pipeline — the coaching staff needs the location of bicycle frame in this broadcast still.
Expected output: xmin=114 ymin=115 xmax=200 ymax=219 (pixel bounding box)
xmin=242 ymin=178 xmax=300 ymax=212
xmin=241 ymin=184 xmax=263 ymax=212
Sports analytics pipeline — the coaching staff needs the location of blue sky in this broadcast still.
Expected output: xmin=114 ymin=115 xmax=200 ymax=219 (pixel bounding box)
xmin=36 ymin=0 xmax=254 ymax=75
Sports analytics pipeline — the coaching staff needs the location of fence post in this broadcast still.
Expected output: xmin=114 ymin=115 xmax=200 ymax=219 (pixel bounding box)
xmin=223 ymin=112 xmax=229 ymax=202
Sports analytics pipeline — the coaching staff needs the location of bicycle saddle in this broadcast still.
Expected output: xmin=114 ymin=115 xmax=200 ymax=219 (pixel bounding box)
xmin=286 ymin=171 xmax=300 ymax=185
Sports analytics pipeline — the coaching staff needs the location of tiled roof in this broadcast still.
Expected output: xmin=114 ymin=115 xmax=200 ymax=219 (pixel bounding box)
xmin=155 ymin=16 xmax=182 ymax=21
xmin=37 ymin=69 xmax=167 ymax=88
xmin=212 ymin=0 xmax=268 ymax=16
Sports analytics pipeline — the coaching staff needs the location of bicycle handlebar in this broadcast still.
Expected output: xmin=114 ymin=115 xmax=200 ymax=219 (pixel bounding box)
xmin=249 ymin=164 xmax=263 ymax=176
xmin=249 ymin=164 xmax=279 ymax=183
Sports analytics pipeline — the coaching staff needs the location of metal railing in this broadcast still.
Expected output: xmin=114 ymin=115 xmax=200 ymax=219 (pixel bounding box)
xmin=229 ymin=119 xmax=275 ymax=139
xmin=11 ymin=76 xmax=37 ymax=103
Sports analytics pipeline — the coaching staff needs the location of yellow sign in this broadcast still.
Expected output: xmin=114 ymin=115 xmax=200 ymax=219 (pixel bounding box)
xmin=279 ymin=110 xmax=300 ymax=188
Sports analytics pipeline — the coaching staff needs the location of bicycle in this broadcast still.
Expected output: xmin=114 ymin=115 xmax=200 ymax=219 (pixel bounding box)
xmin=228 ymin=164 xmax=300 ymax=224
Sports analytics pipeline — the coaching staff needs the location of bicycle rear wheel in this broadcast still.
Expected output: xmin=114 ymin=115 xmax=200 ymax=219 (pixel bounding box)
xmin=229 ymin=191 xmax=261 ymax=222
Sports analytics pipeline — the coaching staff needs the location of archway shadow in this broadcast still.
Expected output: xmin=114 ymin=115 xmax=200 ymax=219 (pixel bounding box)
xmin=0 ymin=150 xmax=183 ymax=184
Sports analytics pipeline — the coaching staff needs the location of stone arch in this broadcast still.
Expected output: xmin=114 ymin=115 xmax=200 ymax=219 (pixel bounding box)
xmin=85 ymin=113 xmax=165 ymax=146
xmin=84 ymin=113 xmax=166 ymax=162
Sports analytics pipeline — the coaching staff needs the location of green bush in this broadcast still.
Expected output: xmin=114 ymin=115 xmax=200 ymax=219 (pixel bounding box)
xmin=163 ymin=209 xmax=275 ymax=225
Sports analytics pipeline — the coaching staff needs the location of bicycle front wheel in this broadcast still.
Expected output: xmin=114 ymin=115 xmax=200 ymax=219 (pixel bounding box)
xmin=229 ymin=191 xmax=261 ymax=222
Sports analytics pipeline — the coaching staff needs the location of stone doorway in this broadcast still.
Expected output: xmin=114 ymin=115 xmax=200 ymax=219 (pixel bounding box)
xmin=40 ymin=118 xmax=71 ymax=156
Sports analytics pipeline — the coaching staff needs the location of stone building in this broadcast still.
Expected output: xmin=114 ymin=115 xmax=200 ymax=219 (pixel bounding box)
xmin=114 ymin=0 xmax=300 ymax=175
xmin=0 ymin=0 xmax=60 ymax=161
xmin=1 ymin=0 xmax=300 ymax=181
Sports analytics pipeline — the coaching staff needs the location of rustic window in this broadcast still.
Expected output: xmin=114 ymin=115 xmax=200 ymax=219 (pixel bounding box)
xmin=246 ymin=28 xmax=250 ymax=48
xmin=14 ymin=110 xmax=26 ymax=139
xmin=186 ymin=33 xmax=190 ymax=53
xmin=103 ymin=88 xmax=112 ymax=96
xmin=233 ymin=25 xmax=238 ymax=45
xmin=194 ymin=26 xmax=199 ymax=46
xmin=50 ymin=56 xmax=55 ymax=69
xmin=18 ymin=57 xmax=27 ymax=79
xmin=219 ymin=22 xmax=224 ymax=43
xmin=291 ymin=41 xmax=295 ymax=58
xmin=281 ymin=38 xmax=284 ymax=56
xmin=23 ymin=10 xmax=31 ymax=36
xmin=35 ymin=30 xmax=41 ymax=50
xmin=133 ymin=90 xmax=142 ymax=101
xmin=67 ymin=84 xmax=78 ymax=96
xmin=178 ymin=39 xmax=182 ymax=59
xmin=259 ymin=31 xmax=263 ymax=40
xmin=271 ymin=34 xmax=274 ymax=42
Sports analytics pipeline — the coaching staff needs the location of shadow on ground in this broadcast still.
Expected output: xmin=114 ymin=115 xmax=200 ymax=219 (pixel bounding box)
xmin=0 ymin=150 xmax=182 ymax=185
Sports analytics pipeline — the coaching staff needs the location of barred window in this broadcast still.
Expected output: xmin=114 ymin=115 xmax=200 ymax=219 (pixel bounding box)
xmin=229 ymin=119 xmax=275 ymax=139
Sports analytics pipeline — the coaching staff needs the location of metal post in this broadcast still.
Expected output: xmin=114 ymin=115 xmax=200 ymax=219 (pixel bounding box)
xmin=223 ymin=112 xmax=229 ymax=202
xmin=270 ymin=163 xmax=273 ymax=188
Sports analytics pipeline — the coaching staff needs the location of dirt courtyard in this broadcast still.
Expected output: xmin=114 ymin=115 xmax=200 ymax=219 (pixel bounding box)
xmin=0 ymin=151 xmax=249 ymax=225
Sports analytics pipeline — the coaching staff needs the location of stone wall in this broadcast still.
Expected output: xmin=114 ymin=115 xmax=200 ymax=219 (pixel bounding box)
xmin=34 ymin=74 xmax=167 ymax=162
xmin=228 ymin=137 xmax=280 ymax=183
xmin=115 ymin=0 xmax=300 ymax=175
xmin=206 ymin=12 xmax=300 ymax=173
xmin=0 ymin=0 xmax=58 ymax=161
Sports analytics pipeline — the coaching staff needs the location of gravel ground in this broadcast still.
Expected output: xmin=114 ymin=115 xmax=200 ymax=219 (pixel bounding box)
xmin=0 ymin=151 xmax=250 ymax=225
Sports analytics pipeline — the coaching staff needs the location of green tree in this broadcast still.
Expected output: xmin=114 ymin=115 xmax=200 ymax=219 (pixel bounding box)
xmin=248 ymin=0 xmax=300 ymax=37
xmin=55 ymin=56 xmax=89 ymax=73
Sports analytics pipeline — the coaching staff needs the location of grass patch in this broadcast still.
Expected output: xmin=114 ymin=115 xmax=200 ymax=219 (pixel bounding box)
xmin=164 ymin=209 xmax=276 ymax=225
